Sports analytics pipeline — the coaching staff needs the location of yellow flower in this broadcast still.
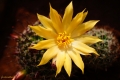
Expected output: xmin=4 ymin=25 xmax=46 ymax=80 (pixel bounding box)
xmin=29 ymin=1 xmax=102 ymax=77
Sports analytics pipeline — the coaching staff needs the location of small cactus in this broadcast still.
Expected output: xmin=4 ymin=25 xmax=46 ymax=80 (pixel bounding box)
xmin=16 ymin=21 xmax=120 ymax=79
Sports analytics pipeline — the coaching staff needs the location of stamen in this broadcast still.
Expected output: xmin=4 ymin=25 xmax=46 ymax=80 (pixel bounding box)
xmin=56 ymin=31 xmax=73 ymax=48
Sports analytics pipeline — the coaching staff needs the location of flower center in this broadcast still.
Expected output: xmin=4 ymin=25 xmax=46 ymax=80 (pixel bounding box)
xmin=56 ymin=31 xmax=73 ymax=48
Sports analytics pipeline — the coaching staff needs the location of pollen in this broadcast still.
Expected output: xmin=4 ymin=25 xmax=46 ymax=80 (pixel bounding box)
xmin=56 ymin=31 xmax=73 ymax=48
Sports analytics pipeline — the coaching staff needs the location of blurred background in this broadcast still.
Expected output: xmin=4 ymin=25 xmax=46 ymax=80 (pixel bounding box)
xmin=0 ymin=0 xmax=120 ymax=80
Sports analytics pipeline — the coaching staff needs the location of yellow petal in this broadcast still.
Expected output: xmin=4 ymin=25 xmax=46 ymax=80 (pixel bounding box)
xmin=29 ymin=25 xmax=57 ymax=39
xmin=66 ymin=10 xmax=86 ymax=33
xmin=29 ymin=39 xmax=56 ymax=50
xmin=75 ymin=35 xmax=102 ymax=45
xmin=49 ymin=4 xmax=63 ymax=33
xmin=73 ymin=48 xmax=91 ymax=55
xmin=68 ymin=49 xmax=84 ymax=73
xmin=80 ymin=11 xmax=88 ymax=23
xmin=37 ymin=13 xmax=55 ymax=31
xmin=56 ymin=51 xmax=66 ymax=76
xmin=72 ymin=41 xmax=99 ymax=55
xmin=37 ymin=46 xmax=58 ymax=66
xmin=64 ymin=53 xmax=72 ymax=77
xmin=62 ymin=1 xmax=73 ymax=30
xmin=72 ymin=20 xmax=99 ymax=38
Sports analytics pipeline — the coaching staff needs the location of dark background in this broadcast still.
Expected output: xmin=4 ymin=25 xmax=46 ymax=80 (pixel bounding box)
xmin=0 ymin=0 xmax=120 ymax=80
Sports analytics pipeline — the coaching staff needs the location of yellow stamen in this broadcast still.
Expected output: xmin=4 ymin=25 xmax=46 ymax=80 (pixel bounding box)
xmin=56 ymin=32 xmax=73 ymax=48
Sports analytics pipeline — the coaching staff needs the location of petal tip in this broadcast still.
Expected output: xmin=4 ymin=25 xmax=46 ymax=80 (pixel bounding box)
xmin=67 ymin=73 xmax=71 ymax=77
xmin=37 ymin=13 xmax=39 ymax=17
xmin=82 ymin=8 xmax=86 ymax=12
xmin=69 ymin=1 xmax=73 ymax=5
xmin=28 ymin=25 xmax=33 ymax=28
xmin=37 ymin=62 xmax=43 ymax=66
xmin=82 ymin=70 xmax=84 ymax=74
xmin=37 ymin=13 xmax=41 ymax=18
xmin=55 ymin=71 xmax=59 ymax=77
xmin=94 ymin=51 xmax=100 ymax=56
xmin=95 ymin=20 xmax=100 ymax=24
xmin=49 ymin=3 xmax=53 ymax=10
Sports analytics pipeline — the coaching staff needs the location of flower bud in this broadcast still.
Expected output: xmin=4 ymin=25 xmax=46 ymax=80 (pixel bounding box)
xmin=10 ymin=34 xmax=18 ymax=39
xmin=12 ymin=70 xmax=27 ymax=80
xmin=51 ymin=58 xmax=56 ymax=69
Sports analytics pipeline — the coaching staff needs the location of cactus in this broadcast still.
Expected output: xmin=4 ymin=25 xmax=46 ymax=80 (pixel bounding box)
xmin=16 ymin=21 xmax=120 ymax=79
xmin=83 ymin=26 xmax=120 ymax=71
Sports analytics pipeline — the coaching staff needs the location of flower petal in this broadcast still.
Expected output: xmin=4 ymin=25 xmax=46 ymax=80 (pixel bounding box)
xmin=49 ymin=4 xmax=63 ymax=33
xmin=29 ymin=39 xmax=56 ymax=50
xmin=62 ymin=1 xmax=73 ymax=30
xmin=56 ymin=51 xmax=66 ymax=76
xmin=66 ymin=10 xmax=86 ymax=33
xmin=37 ymin=13 xmax=55 ymax=31
xmin=73 ymin=48 xmax=91 ymax=55
xmin=72 ymin=20 xmax=99 ymax=38
xmin=37 ymin=46 xmax=58 ymax=66
xmin=64 ymin=53 xmax=72 ymax=77
xmin=29 ymin=25 xmax=57 ymax=39
xmin=80 ymin=11 xmax=88 ymax=23
xmin=72 ymin=41 xmax=99 ymax=55
xmin=75 ymin=35 xmax=102 ymax=45
xmin=68 ymin=49 xmax=84 ymax=73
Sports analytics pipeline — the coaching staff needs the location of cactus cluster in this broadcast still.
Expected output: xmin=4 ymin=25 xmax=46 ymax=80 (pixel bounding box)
xmin=16 ymin=21 xmax=120 ymax=79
